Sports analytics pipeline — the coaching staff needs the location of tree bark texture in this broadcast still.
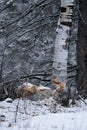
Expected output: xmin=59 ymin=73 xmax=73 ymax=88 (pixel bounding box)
xmin=53 ymin=0 xmax=78 ymax=85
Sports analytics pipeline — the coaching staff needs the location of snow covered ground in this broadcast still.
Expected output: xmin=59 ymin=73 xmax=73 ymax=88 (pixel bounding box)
xmin=0 ymin=97 xmax=87 ymax=130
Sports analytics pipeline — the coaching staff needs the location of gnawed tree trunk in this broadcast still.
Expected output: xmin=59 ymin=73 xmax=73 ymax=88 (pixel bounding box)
xmin=53 ymin=0 xmax=78 ymax=105
xmin=53 ymin=0 xmax=75 ymax=82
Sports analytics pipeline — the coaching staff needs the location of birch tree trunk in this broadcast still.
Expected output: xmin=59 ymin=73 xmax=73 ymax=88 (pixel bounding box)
xmin=53 ymin=0 xmax=75 ymax=82
xmin=53 ymin=0 xmax=78 ymax=105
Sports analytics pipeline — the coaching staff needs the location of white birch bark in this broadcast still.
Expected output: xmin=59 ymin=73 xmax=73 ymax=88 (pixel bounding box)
xmin=53 ymin=0 xmax=74 ymax=82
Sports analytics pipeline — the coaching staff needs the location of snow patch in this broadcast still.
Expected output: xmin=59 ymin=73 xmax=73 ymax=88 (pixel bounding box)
xmin=0 ymin=98 xmax=87 ymax=130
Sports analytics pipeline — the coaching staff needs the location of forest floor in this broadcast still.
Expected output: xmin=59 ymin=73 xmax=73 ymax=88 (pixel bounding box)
xmin=0 ymin=97 xmax=87 ymax=130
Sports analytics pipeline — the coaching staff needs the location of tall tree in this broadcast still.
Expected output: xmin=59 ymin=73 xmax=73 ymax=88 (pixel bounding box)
xmin=53 ymin=0 xmax=75 ymax=82
xmin=53 ymin=0 xmax=78 ymax=104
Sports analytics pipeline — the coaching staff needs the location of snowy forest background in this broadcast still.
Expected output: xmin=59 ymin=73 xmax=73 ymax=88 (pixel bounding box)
xmin=0 ymin=0 xmax=87 ymax=105
xmin=0 ymin=0 xmax=87 ymax=130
